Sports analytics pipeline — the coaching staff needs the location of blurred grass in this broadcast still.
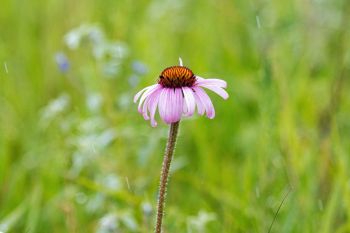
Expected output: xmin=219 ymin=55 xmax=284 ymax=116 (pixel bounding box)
xmin=1 ymin=0 xmax=350 ymax=232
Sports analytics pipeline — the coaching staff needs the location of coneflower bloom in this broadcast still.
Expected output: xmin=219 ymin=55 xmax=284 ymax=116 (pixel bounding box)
xmin=134 ymin=59 xmax=228 ymax=127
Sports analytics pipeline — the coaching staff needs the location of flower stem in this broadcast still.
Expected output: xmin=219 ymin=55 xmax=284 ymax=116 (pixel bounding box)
xmin=155 ymin=121 xmax=180 ymax=233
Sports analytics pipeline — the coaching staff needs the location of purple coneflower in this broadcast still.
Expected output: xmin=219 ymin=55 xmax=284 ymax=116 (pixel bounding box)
xmin=134 ymin=58 xmax=228 ymax=233
xmin=134 ymin=58 xmax=228 ymax=127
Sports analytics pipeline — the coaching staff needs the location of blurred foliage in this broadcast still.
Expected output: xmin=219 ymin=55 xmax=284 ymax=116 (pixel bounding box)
xmin=1 ymin=0 xmax=350 ymax=232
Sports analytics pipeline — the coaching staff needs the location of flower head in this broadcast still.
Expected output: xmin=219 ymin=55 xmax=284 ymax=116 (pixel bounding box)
xmin=134 ymin=58 xmax=228 ymax=127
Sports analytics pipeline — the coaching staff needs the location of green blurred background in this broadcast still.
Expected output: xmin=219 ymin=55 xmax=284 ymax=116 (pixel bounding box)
xmin=1 ymin=0 xmax=350 ymax=232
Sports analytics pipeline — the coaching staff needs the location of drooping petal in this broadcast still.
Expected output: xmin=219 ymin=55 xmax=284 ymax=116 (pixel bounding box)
xmin=137 ymin=84 xmax=161 ymax=112
xmin=134 ymin=84 xmax=157 ymax=103
xmin=141 ymin=96 xmax=151 ymax=120
xmin=170 ymin=88 xmax=183 ymax=122
xmin=158 ymin=88 xmax=183 ymax=124
xmin=182 ymin=87 xmax=196 ymax=116
xmin=195 ymin=76 xmax=227 ymax=88
xmin=193 ymin=87 xmax=215 ymax=119
xmin=197 ymin=83 xmax=229 ymax=99
xmin=149 ymin=89 xmax=162 ymax=127
xmin=158 ymin=88 xmax=170 ymax=123
xmin=193 ymin=90 xmax=205 ymax=116
xmin=134 ymin=87 xmax=148 ymax=103
xmin=164 ymin=88 xmax=182 ymax=123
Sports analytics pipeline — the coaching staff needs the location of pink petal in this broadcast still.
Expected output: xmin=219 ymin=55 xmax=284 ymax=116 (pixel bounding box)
xmin=165 ymin=88 xmax=182 ymax=123
xmin=195 ymin=76 xmax=227 ymax=88
xmin=137 ymin=84 xmax=160 ymax=112
xmin=149 ymin=89 xmax=162 ymax=127
xmin=170 ymin=88 xmax=183 ymax=122
xmin=158 ymin=88 xmax=170 ymax=123
xmin=142 ymin=87 xmax=164 ymax=121
xmin=159 ymin=88 xmax=183 ymax=124
xmin=142 ymin=96 xmax=151 ymax=120
xmin=182 ymin=87 xmax=196 ymax=116
xmin=193 ymin=90 xmax=205 ymax=116
xmin=193 ymin=87 xmax=215 ymax=119
xmin=134 ymin=84 xmax=157 ymax=103
xmin=134 ymin=87 xmax=148 ymax=103
xmin=197 ymin=83 xmax=229 ymax=99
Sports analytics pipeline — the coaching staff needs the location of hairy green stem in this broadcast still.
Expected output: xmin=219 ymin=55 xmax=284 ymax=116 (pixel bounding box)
xmin=155 ymin=121 xmax=180 ymax=233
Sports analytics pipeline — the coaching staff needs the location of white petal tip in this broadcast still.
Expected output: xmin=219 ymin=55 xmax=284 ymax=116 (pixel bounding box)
xmin=207 ymin=112 xmax=215 ymax=119
xmin=151 ymin=120 xmax=158 ymax=127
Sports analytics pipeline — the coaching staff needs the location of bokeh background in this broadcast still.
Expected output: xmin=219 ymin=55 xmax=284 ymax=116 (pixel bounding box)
xmin=1 ymin=0 xmax=350 ymax=232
